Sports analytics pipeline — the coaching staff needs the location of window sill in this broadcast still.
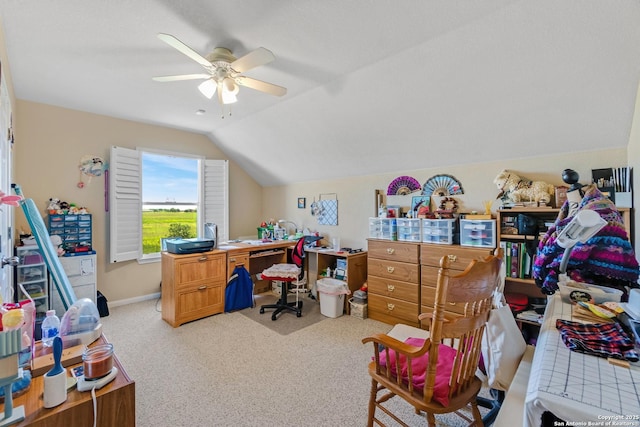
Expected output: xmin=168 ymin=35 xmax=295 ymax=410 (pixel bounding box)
xmin=138 ymin=253 xmax=160 ymax=264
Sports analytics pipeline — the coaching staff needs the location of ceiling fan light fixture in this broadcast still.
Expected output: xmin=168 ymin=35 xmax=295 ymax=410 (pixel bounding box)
xmin=221 ymin=90 xmax=238 ymax=105
xmin=223 ymin=78 xmax=239 ymax=95
xmin=198 ymin=79 xmax=217 ymax=99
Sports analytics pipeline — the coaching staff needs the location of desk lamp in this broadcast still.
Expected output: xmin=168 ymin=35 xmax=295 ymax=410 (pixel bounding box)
xmin=557 ymin=209 xmax=607 ymax=275
xmin=277 ymin=220 xmax=299 ymax=235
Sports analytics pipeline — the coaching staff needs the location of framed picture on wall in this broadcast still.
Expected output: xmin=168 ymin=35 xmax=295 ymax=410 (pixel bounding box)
xmin=297 ymin=197 xmax=306 ymax=209
xmin=411 ymin=195 xmax=431 ymax=218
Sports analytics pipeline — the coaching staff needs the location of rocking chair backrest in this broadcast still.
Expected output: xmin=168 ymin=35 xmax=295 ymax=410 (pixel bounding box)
xmin=423 ymin=253 xmax=502 ymax=405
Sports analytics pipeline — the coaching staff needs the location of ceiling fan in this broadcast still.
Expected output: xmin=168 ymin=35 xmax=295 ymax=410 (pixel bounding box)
xmin=152 ymin=33 xmax=286 ymax=110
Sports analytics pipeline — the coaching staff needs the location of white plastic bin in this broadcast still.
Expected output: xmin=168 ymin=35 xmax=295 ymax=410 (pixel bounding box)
xmin=317 ymin=278 xmax=350 ymax=318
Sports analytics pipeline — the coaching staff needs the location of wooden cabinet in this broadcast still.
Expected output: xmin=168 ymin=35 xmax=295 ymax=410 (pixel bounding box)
xmin=227 ymin=252 xmax=250 ymax=279
xmin=367 ymin=239 xmax=420 ymax=327
xmin=367 ymin=239 xmax=493 ymax=327
xmin=161 ymin=250 xmax=226 ymax=327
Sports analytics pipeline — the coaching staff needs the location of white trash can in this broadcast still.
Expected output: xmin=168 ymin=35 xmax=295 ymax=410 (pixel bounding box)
xmin=317 ymin=278 xmax=350 ymax=318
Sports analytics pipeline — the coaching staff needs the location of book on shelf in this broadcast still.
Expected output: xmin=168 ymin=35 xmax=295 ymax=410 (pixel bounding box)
xmin=500 ymin=240 xmax=533 ymax=279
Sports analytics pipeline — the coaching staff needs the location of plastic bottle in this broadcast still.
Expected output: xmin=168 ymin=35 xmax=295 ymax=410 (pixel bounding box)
xmin=41 ymin=309 xmax=60 ymax=348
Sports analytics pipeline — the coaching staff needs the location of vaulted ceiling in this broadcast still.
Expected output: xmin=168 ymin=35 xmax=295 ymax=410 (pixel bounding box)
xmin=1 ymin=1 xmax=639 ymax=186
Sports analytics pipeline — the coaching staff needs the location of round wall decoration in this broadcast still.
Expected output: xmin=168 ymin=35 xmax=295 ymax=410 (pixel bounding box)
xmin=422 ymin=174 xmax=464 ymax=197
xmin=387 ymin=176 xmax=421 ymax=195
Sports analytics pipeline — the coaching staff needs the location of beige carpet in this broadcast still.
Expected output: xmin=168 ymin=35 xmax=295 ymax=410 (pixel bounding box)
xmin=238 ymin=292 xmax=328 ymax=335
xmin=101 ymin=296 xmax=495 ymax=427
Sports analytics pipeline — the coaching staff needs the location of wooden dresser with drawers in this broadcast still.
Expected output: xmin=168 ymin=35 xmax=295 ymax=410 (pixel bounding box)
xmin=367 ymin=239 xmax=494 ymax=327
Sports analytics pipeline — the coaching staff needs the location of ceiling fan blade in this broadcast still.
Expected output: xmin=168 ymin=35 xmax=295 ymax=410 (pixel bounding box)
xmin=236 ymin=76 xmax=287 ymax=97
xmin=157 ymin=33 xmax=212 ymax=69
xmin=231 ymin=47 xmax=275 ymax=73
xmin=152 ymin=73 xmax=210 ymax=82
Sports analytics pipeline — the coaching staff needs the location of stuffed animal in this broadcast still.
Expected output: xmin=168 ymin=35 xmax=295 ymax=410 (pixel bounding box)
xmin=493 ymin=170 xmax=555 ymax=205
xmin=47 ymin=198 xmax=60 ymax=213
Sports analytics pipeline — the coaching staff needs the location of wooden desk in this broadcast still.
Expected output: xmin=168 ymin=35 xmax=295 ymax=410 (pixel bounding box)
xmin=1 ymin=335 xmax=135 ymax=427
xmin=305 ymin=248 xmax=368 ymax=313
xmin=221 ymin=240 xmax=295 ymax=293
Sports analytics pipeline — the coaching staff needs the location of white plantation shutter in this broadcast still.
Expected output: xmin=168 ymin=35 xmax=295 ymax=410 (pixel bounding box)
xmin=202 ymin=159 xmax=229 ymax=242
xmin=109 ymin=146 xmax=142 ymax=263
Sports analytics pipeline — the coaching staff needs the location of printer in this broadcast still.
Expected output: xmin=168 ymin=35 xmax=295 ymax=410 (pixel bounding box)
xmin=165 ymin=238 xmax=216 ymax=255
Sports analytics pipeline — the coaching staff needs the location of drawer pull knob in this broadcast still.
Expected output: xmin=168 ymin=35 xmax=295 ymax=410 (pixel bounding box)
xmin=387 ymin=303 xmax=395 ymax=311
xmin=447 ymin=254 xmax=457 ymax=262
xmin=387 ymin=266 xmax=395 ymax=273
xmin=198 ymin=256 xmax=208 ymax=262
xmin=386 ymin=248 xmax=395 ymax=254
xmin=229 ymin=257 xmax=236 ymax=262
xmin=387 ymin=284 xmax=395 ymax=292
xmin=198 ymin=285 xmax=207 ymax=290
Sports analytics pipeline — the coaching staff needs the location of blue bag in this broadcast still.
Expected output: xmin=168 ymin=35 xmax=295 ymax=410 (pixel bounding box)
xmin=225 ymin=266 xmax=254 ymax=312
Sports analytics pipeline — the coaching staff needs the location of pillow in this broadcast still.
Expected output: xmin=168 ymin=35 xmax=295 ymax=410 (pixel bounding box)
xmin=378 ymin=337 xmax=457 ymax=406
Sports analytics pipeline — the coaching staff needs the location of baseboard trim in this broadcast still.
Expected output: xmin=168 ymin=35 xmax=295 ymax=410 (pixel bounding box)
xmin=108 ymin=292 xmax=160 ymax=308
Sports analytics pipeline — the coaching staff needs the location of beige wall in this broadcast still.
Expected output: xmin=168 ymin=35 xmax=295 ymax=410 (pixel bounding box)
xmin=13 ymin=100 xmax=263 ymax=303
xmin=10 ymin=103 xmax=633 ymax=306
xmin=12 ymin=100 xmax=630 ymax=305
xmin=263 ymin=148 xmax=628 ymax=251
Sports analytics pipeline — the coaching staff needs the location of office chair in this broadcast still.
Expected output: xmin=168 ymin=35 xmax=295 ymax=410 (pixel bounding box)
xmin=259 ymin=237 xmax=306 ymax=320
xmin=362 ymin=251 xmax=502 ymax=427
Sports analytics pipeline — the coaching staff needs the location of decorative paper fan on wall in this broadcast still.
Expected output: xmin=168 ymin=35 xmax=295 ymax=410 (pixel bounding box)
xmin=387 ymin=176 xmax=421 ymax=195
xmin=78 ymin=155 xmax=106 ymax=188
xmin=422 ymin=174 xmax=464 ymax=197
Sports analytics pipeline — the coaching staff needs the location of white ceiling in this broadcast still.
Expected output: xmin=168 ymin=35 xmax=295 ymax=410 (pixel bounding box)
xmin=1 ymin=1 xmax=640 ymax=186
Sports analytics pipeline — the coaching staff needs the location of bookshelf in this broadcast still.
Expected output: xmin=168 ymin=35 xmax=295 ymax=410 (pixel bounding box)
xmin=497 ymin=206 xmax=632 ymax=298
xmin=497 ymin=208 xmax=560 ymax=298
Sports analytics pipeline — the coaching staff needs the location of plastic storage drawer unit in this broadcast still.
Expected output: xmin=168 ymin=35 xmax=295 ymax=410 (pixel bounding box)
xmin=460 ymin=219 xmax=496 ymax=248
xmin=422 ymin=218 xmax=458 ymax=245
xmin=368 ymin=218 xmax=397 ymax=241
xmin=397 ymin=218 xmax=421 ymax=242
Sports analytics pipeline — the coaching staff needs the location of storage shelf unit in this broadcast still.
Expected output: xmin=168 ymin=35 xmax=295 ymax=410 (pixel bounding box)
xmin=48 ymin=213 xmax=92 ymax=253
xmin=497 ymin=208 xmax=560 ymax=298
xmin=15 ymin=245 xmax=49 ymax=334
xmin=50 ymin=254 xmax=98 ymax=315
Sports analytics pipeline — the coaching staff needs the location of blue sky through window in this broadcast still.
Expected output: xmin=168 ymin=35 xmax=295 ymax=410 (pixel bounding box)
xmin=142 ymin=152 xmax=198 ymax=203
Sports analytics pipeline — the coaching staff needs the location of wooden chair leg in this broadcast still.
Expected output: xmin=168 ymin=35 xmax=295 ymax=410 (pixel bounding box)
xmin=426 ymin=412 xmax=436 ymax=427
xmin=367 ymin=379 xmax=378 ymax=427
xmin=470 ymin=401 xmax=484 ymax=427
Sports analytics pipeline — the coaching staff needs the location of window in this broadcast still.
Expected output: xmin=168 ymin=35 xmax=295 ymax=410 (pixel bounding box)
xmin=141 ymin=152 xmax=198 ymax=255
xmin=109 ymin=146 xmax=228 ymax=263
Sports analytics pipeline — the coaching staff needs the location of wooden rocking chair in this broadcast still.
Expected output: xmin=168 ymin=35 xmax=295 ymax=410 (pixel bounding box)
xmin=362 ymin=251 xmax=502 ymax=427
